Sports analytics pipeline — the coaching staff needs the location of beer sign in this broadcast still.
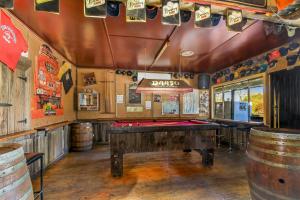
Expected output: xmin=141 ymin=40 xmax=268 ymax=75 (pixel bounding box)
xmin=162 ymin=0 xmax=180 ymax=26
xmin=126 ymin=0 xmax=146 ymax=22
xmin=194 ymin=4 xmax=212 ymax=28
xmin=226 ymin=9 xmax=245 ymax=32
xmin=84 ymin=0 xmax=107 ymax=18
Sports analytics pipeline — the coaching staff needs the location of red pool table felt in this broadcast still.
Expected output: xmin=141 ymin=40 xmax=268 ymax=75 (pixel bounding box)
xmin=112 ymin=120 xmax=209 ymax=128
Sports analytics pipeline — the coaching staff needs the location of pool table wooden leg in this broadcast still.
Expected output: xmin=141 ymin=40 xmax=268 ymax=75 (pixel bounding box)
xmin=197 ymin=149 xmax=214 ymax=167
xmin=111 ymin=152 xmax=123 ymax=177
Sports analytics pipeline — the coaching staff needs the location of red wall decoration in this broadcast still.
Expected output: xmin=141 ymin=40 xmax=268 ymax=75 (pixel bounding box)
xmin=31 ymin=44 xmax=63 ymax=119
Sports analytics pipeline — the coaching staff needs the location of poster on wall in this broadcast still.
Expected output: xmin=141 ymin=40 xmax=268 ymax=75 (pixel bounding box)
xmin=199 ymin=90 xmax=209 ymax=116
xmin=162 ymin=95 xmax=179 ymax=115
xmin=127 ymin=82 xmax=142 ymax=105
xmin=31 ymin=44 xmax=63 ymax=119
xmin=183 ymin=90 xmax=199 ymax=114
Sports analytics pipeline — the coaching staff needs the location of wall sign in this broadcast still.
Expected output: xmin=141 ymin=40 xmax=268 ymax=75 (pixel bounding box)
xmin=32 ymin=44 xmax=63 ymax=119
xmin=84 ymin=0 xmax=107 ymax=18
xmin=162 ymin=0 xmax=180 ymax=26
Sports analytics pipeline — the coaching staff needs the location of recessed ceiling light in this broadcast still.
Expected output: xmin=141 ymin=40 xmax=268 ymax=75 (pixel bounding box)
xmin=181 ymin=50 xmax=194 ymax=57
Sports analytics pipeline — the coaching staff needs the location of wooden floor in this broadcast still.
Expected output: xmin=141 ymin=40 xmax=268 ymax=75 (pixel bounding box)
xmin=33 ymin=145 xmax=251 ymax=200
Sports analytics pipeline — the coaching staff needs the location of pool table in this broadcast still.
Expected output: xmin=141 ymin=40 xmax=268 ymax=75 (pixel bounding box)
xmin=108 ymin=120 xmax=220 ymax=177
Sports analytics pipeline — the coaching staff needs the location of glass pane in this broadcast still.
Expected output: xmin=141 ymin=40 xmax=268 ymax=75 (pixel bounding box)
xmin=214 ymin=88 xmax=223 ymax=118
xmin=250 ymin=86 xmax=264 ymax=122
xmin=224 ymin=91 xmax=232 ymax=119
xmin=233 ymin=89 xmax=249 ymax=121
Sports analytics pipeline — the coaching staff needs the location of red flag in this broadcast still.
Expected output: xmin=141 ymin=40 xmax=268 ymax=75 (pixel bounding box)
xmin=0 ymin=10 xmax=28 ymax=71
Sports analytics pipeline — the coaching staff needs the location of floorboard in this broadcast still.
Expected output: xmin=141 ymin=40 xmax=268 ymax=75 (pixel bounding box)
xmin=32 ymin=145 xmax=250 ymax=200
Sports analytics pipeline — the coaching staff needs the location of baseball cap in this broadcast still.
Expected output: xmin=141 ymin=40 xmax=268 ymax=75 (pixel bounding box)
xmin=107 ymin=1 xmax=121 ymax=17
xmin=146 ymin=6 xmax=158 ymax=20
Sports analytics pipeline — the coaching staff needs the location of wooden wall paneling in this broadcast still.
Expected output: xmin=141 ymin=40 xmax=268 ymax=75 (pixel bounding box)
xmin=48 ymin=127 xmax=64 ymax=164
xmin=8 ymin=68 xmax=28 ymax=133
xmin=35 ymin=130 xmax=49 ymax=168
xmin=63 ymin=125 xmax=71 ymax=153
xmin=93 ymin=122 xmax=112 ymax=144
xmin=0 ymin=63 xmax=10 ymax=136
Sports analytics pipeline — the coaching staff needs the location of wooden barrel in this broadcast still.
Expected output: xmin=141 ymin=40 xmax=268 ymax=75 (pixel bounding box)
xmin=0 ymin=143 xmax=34 ymax=200
xmin=246 ymin=127 xmax=300 ymax=200
xmin=71 ymin=123 xmax=93 ymax=152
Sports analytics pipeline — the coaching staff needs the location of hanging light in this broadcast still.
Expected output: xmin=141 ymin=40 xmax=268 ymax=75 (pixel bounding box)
xmin=136 ymin=78 xmax=193 ymax=93
xmin=136 ymin=49 xmax=193 ymax=94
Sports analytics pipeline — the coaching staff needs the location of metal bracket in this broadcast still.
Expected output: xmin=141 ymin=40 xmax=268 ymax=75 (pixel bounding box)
xmin=17 ymin=118 xmax=27 ymax=124
xmin=18 ymin=76 xmax=27 ymax=82
xmin=0 ymin=103 xmax=12 ymax=107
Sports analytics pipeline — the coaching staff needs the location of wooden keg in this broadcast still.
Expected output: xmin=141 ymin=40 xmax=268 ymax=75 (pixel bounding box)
xmin=246 ymin=127 xmax=300 ymax=200
xmin=71 ymin=123 xmax=93 ymax=152
xmin=0 ymin=143 xmax=34 ymax=200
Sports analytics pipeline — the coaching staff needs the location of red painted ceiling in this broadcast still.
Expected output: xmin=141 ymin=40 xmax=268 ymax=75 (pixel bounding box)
xmin=10 ymin=0 xmax=289 ymax=73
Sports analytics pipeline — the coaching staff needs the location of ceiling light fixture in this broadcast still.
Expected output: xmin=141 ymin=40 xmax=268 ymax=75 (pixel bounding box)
xmin=181 ymin=50 xmax=194 ymax=57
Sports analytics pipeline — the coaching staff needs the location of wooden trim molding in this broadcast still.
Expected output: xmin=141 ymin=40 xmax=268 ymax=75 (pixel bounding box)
xmin=35 ymin=121 xmax=72 ymax=132
xmin=0 ymin=130 xmax=37 ymax=142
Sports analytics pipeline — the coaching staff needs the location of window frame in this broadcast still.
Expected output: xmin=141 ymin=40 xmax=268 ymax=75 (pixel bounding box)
xmin=211 ymin=73 xmax=266 ymax=123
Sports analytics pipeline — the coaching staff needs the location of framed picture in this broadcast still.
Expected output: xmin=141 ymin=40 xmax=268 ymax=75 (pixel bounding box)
xmin=83 ymin=72 xmax=97 ymax=86
xmin=126 ymin=82 xmax=143 ymax=105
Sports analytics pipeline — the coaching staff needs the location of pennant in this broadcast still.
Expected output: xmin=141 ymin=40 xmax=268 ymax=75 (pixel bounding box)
xmin=61 ymin=68 xmax=73 ymax=94
xmin=126 ymin=0 xmax=146 ymax=22
xmin=58 ymin=61 xmax=71 ymax=80
xmin=162 ymin=0 xmax=180 ymax=26
xmin=84 ymin=0 xmax=107 ymax=18
xmin=35 ymin=0 xmax=59 ymax=14
xmin=0 ymin=11 xmax=28 ymax=71
xmin=226 ymin=9 xmax=246 ymax=32
xmin=0 ymin=0 xmax=13 ymax=9
xmin=194 ymin=4 xmax=211 ymax=28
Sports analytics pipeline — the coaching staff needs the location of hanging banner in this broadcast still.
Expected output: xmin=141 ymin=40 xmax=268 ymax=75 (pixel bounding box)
xmin=0 ymin=0 xmax=13 ymax=9
xmin=84 ymin=0 xmax=107 ymax=18
xmin=217 ymin=0 xmax=266 ymax=8
xmin=226 ymin=9 xmax=245 ymax=32
xmin=32 ymin=44 xmax=63 ymax=119
xmin=126 ymin=0 xmax=146 ymax=22
xmin=194 ymin=4 xmax=211 ymax=28
xmin=0 ymin=11 xmax=28 ymax=71
xmin=35 ymin=0 xmax=59 ymax=14
xmin=162 ymin=0 xmax=180 ymax=26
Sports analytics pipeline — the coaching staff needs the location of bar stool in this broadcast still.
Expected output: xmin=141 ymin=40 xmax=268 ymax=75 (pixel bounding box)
xmin=220 ymin=123 xmax=237 ymax=152
xmin=236 ymin=125 xmax=251 ymax=150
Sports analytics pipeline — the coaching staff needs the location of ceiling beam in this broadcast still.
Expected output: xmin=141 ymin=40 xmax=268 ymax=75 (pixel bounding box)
xmin=148 ymin=26 xmax=178 ymax=70
xmin=103 ymin=19 xmax=117 ymax=68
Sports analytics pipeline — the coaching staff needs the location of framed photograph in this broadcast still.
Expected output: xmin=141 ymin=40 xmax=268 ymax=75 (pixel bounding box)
xmin=83 ymin=72 xmax=97 ymax=86
xmin=126 ymin=82 xmax=143 ymax=105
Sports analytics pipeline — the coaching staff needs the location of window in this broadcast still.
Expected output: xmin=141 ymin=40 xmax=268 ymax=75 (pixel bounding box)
xmin=214 ymin=87 xmax=223 ymax=118
xmin=212 ymin=78 xmax=264 ymax=122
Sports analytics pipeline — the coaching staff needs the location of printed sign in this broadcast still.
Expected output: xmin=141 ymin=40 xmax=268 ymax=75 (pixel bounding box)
xmin=162 ymin=0 xmax=180 ymax=26
xmin=32 ymin=44 xmax=63 ymax=119
xmin=226 ymin=9 xmax=245 ymax=32
xmin=194 ymin=4 xmax=211 ymax=28
xmin=35 ymin=0 xmax=60 ymax=13
xmin=218 ymin=0 xmax=266 ymax=8
xmin=126 ymin=0 xmax=146 ymax=22
xmin=84 ymin=0 xmax=107 ymax=18
xmin=0 ymin=0 xmax=13 ymax=9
